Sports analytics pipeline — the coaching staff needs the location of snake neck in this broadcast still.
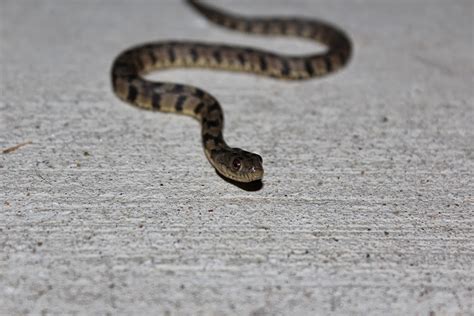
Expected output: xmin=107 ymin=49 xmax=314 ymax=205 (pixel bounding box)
xmin=199 ymin=101 xmax=228 ymax=170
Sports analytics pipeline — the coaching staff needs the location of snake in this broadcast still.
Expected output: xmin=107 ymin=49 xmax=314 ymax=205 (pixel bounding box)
xmin=111 ymin=0 xmax=351 ymax=183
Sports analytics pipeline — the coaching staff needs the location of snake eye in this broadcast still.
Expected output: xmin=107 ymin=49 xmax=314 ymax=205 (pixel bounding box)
xmin=232 ymin=158 xmax=241 ymax=171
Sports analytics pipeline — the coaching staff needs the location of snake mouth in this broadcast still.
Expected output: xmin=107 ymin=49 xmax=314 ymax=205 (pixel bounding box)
xmin=233 ymin=172 xmax=263 ymax=183
xmin=217 ymin=165 xmax=263 ymax=183
xmin=240 ymin=166 xmax=264 ymax=183
xmin=215 ymin=169 xmax=264 ymax=191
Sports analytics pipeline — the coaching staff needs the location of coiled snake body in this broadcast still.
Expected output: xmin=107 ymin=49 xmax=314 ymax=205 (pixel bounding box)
xmin=111 ymin=0 xmax=351 ymax=182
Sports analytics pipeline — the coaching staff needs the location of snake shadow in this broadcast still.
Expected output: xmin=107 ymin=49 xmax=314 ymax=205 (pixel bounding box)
xmin=215 ymin=170 xmax=264 ymax=191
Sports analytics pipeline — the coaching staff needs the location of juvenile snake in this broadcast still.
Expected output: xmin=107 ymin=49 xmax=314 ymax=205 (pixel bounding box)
xmin=111 ymin=0 xmax=351 ymax=182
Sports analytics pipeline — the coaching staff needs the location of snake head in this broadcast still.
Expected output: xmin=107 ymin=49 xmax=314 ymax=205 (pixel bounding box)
xmin=213 ymin=148 xmax=264 ymax=182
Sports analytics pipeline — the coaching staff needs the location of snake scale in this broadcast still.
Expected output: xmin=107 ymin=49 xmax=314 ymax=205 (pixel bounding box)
xmin=111 ymin=0 xmax=351 ymax=183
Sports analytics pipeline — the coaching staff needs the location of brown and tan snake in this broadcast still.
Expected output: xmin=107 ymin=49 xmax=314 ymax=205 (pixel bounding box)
xmin=111 ymin=0 xmax=352 ymax=182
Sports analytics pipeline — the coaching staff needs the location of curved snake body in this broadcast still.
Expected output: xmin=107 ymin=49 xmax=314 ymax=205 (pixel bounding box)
xmin=111 ymin=0 xmax=351 ymax=182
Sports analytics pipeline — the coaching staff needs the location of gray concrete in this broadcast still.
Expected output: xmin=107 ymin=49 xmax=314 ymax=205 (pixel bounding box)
xmin=1 ymin=0 xmax=473 ymax=314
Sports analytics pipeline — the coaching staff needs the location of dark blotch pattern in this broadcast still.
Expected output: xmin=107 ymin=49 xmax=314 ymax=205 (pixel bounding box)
xmin=175 ymin=95 xmax=187 ymax=112
xmin=206 ymin=119 xmax=220 ymax=128
xmin=206 ymin=103 xmax=220 ymax=114
xmin=194 ymin=102 xmax=205 ymax=114
xmin=194 ymin=89 xmax=205 ymax=99
xmin=304 ymin=59 xmax=314 ymax=76
xmin=148 ymin=50 xmax=157 ymax=64
xmin=212 ymin=50 xmax=222 ymax=63
xmin=172 ymin=85 xmax=185 ymax=93
xmin=152 ymin=93 xmax=161 ymax=109
xmin=189 ymin=47 xmax=198 ymax=62
xmin=202 ymin=133 xmax=222 ymax=146
xmin=281 ymin=60 xmax=290 ymax=76
xmin=259 ymin=55 xmax=268 ymax=72
xmin=323 ymin=56 xmax=332 ymax=72
xmin=127 ymin=85 xmax=138 ymax=103
xmin=210 ymin=148 xmax=225 ymax=158
xmin=168 ymin=47 xmax=176 ymax=63
xmin=237 ymin=52 xmax=246 ymax=65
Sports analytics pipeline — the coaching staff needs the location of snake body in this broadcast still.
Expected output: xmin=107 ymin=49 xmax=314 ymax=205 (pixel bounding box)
xmin=111 ymin=0 xmax=351 ymax=182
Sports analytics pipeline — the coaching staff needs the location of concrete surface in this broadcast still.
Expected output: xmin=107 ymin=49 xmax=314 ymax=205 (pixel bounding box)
xmin=1 ymin=0 xmax=473 ymax=315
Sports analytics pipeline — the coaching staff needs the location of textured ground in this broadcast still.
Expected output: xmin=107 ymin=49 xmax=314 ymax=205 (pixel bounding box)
xmin=1 ymin=0 xmax=473 ymax=315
